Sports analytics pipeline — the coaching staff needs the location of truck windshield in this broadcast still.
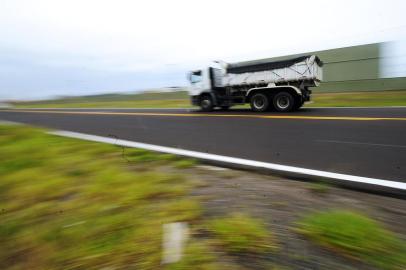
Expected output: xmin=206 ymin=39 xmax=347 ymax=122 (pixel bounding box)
xmin=190 ymin=70 xmax=202 ymax=83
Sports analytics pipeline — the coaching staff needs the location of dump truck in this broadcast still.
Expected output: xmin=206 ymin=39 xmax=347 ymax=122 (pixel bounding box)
xmin=187 ymin=55 xmax=323 ymax=112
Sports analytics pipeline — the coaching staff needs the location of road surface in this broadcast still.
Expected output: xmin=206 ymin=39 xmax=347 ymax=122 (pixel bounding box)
xmin=1 ymin=107 xmax=405 ymax=182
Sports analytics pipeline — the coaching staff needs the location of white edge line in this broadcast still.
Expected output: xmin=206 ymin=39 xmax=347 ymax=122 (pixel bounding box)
xmin=0 ymin=120 xmax=22 ymax=125
xmin=49 ymin=130 xmax=406 ymax=191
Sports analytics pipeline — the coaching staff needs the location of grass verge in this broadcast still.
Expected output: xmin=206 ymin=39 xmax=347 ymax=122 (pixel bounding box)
xmin=307 ymin=90 xmax=406 ymax=107
xmin=12 ymin=99 xmax=191 ymax=109
xmin=206 ymin=213 xmax=278 ymax=254
xmin=11 ymin=90 xmax=406 ymax=109
xmin=296 ymin=210 xmax=406 ymax=270
xmin=12 ymin=91 xmax=191 ymax=109
xmin=307 ymin=182 xmax=330 ymax=194
xmin=0 ymin=124 xmax=224 ymax=269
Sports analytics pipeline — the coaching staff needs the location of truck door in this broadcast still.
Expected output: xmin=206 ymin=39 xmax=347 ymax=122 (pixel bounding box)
xmin=188 ymin=70 xmax=204 ymax=96
xmin=209 ymin=67 xmax=223 ymax=89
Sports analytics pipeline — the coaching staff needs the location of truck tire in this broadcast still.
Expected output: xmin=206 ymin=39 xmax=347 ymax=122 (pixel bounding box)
xmin=273 ymin=91 xmax=295 ymax=112
xmin=250 ymin=93 xmax=269 ymax=112
xmin=199 ymin=95 xmax=214 ymax=112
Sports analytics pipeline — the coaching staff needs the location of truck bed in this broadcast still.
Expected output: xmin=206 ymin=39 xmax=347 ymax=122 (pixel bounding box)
xmin=221 ymin=55 xmax=323 ymax=87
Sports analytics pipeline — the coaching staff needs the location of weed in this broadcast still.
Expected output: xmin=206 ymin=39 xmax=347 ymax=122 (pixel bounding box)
xmin=174 ymin=159 xmax=198 ymax=169
xmin=308 ymin=182 xmax=330 ymax=194
xmin=206 ymin=213 xmax=277 ymax=254
xmin=297 ymin=209 xmax=406 ymax=270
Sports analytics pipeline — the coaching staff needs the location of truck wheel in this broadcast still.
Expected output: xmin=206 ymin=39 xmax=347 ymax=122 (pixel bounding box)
xmin=273 ymin=92 xmax=295 ymax=112
xmin=250 ymin=93 xmax=269 ymax=112
xmin=199 ymin=95 xmax=214 ymax=111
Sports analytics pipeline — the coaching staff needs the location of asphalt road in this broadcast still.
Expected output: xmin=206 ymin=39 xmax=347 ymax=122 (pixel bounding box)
xmin=1 ymin=107 xmax=406 ymax=182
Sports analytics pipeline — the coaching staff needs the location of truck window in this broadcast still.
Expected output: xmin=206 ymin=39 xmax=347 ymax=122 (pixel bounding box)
xmin=190 ymin=70 xmax=202 ymax=83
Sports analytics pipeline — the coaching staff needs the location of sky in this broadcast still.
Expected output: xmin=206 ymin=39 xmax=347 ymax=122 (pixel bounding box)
xmin=0 ymin=0 xmax=405 ymax=100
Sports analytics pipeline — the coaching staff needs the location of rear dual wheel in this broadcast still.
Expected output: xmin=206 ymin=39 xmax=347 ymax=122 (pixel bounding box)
xmin=273 ymin=92 xmax=295 ymax=112
xmin=250 ymin=93 xmax=269 ymax=112
xmin=250 ymin=91 xmax=296 ymax=112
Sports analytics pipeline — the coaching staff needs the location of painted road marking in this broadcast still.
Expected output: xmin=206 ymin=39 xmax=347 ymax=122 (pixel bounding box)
xmin=0 ymin=120 xmax=22 ymax=125
xmin=50 ymin=130 xmax=406 ymax=191
xmin=2 ymin=109 xmax=406 ymax=121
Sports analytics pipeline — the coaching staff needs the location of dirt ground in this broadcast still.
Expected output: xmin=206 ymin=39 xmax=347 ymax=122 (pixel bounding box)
xmin=183 ymin=165 xmax=406 ymax=270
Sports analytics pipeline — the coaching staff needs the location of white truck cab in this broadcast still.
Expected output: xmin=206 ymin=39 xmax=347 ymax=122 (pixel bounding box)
xmin=188 ymin=69 xmax=210 ymax=97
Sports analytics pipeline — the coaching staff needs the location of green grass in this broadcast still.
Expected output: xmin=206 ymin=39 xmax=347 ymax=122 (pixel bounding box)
xmin=166 ymin=241 xmax=238 ymax=270
xmin=0 ymin=124 xmax=219 ymax=269
xmin=206 ymin=213 xmax=277 ymax=254
xmin=307 ymin=182 xmax=330 ymax=194
xmin=13 ymin=99 xmax=191 ymax=109
xmin=307 ymin=90 xmax=406 ymax=107
xmin=297 ymin=210 xmax=406 ymax=270
xmin=12 ymin=91 xmax=191 ymax=109
xmin=11 ymin=90 xmax=406 ymax=109
xmin=173 ymin=159 xmax=198 ymax=169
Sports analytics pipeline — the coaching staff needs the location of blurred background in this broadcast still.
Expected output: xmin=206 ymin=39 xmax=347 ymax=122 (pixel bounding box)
xmin=0 ymin=0 xmax=405 ymax=101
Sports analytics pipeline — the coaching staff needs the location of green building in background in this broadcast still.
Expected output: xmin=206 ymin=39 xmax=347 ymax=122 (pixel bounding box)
xmin=266 ymin=43 xmax=406 ymax=92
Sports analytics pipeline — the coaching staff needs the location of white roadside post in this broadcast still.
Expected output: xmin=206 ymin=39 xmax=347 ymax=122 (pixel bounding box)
xmin=161 ymin=222 xmax=189 ymax=264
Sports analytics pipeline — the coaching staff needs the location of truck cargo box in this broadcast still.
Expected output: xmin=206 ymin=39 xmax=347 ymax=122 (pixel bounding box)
xmin=221 ymin=55 xmax=323 ymax=87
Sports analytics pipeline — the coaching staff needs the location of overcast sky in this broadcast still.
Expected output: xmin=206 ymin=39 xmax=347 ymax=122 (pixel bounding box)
xmin=0 ymin=0 xmax=405 ymax=100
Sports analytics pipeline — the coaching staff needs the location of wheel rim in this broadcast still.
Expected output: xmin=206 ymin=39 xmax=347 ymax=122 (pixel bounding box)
xmin=276 ymin=95 xmax=290 ymax=109
xmin=253 ymin=96 xmax=266 ymax=109
xmin=201 ymin=98 xmax=211 ymax=109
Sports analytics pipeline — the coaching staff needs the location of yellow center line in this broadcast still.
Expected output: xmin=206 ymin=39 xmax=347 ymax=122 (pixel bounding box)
xmin=1 ymin=109 xmax=406 ymax=121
